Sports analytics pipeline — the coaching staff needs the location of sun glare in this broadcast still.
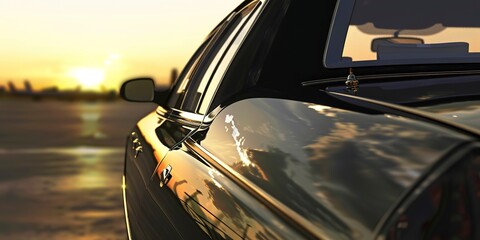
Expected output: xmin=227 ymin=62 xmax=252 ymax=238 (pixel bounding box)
xmin=69 ymin=68 xmax=105 ymax=90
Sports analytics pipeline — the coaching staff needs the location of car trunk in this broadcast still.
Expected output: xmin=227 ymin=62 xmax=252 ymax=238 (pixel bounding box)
xmin=325 ymin=73 xmax=480 ymax=130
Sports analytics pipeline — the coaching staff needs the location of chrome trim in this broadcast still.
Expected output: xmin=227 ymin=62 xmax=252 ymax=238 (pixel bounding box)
xmin=132 ymin=138 xmax=140 ymax=149
xmin=134 ymin=146 xmax=143 ymax=158
xmin=302 ymin=69 xmax=480 ymax=86
xmin=203 ymin=105 xmax=223 ymax=124
xmin=197 ymin=0 xmax=264 ymax=115
xmin=155 ymin=106 xmax=169 ymax=117
xmin=122 ymin=175 xmax=133 ymax=240
xmin=156 ymin=106 xmax=207 ymax=130
xmin=154 ymin=0 xmax=269 ymax=127
xmin=159 ymin=165 xmax=173 ymax=188
xmin=177 ymin=110 xmax=205 ymax=123
xmin=328 ymin=91 xmax=480 ymax=138
xmin=186 ymin=139 xmax=327 ymax=239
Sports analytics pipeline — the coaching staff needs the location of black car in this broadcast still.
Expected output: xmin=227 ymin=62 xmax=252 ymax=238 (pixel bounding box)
xmin=120 ymin=0 xmax=480 ymax=239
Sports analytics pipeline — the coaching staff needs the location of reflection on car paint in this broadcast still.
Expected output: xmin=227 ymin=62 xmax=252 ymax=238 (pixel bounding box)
xmin=420 ymin=100 xmax=480 ymax=130
xmin=384 ymin=148 xmax=480 ymax=239
xmin=208 ymin=168 xmax=227 ymax=190
xmin=202 ymin=97 xmax=472 ymax=239
xmin=225 ymin=114 xmax=253 ymax=167
xmin=159 ymin=146 xmax=299 ymax=239
xmin=136 ymin=112 xmax=303 ymax=239
xmin=225 ymin=114 xmax=270 ymax=182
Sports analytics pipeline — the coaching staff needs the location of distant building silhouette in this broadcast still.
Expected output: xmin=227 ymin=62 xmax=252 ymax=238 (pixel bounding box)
xmin=170 ymin=68 xmax=178 ymax=85
xmin=24 ymin=80 xmax=33 ymax=93
xmin=7 ymin=81 xmax=16 ymax=93
xmin=0 ymin=81 xmax=118 ymax=102
xmin=41 ymin=86 xmax=59 ymax=93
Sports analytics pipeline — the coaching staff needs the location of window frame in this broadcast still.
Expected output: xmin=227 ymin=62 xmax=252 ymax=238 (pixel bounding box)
xmin=166 ymin=0 xmax=261 ymax=114
xmin=166 ymin=16 xmax=232 ymax=110
xmin=196 ymin=1 xmax=263 ymax=115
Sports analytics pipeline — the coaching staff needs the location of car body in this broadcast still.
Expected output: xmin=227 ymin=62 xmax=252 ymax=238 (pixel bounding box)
xmin=120 ymin=0 xmax=480 ymax=239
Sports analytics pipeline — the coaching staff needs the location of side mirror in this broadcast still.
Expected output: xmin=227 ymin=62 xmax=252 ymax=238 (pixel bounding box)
xmin=120 ymin=78 xmax=155 ymax=102
xmin=120 ymin=77 xmax=170 ymax=105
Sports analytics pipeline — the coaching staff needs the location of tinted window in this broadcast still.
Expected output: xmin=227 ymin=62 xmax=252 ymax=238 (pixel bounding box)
xmin=198 ymin=1 xmax=261 ymax=114
xmin=383 ymin=148 xmax=480 ymax=239
xmin=217 ymin=0 xmax=339 ymax=97
xmin=167 ymin=34 xmax=214 ymax=109
xmin=326 ymin=0 xmax=480 ymax=68
xmin=186 ymin=1 xmax=260 ymax=114
xmin=167 ymin=1 xmax=259 ymax=113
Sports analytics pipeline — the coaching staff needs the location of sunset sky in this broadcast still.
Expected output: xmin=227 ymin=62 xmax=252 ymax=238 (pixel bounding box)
xmin=0 ymin=0 xmax=241 ymax=91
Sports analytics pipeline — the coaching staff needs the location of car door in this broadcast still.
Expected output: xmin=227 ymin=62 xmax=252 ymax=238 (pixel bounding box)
xmin=124 ymin=12 xmax=227 ymax=238
xmin=124 ymin=3 xmax=254 ymax=239
xmin=138 ymin=1 xmax=307 ymax=239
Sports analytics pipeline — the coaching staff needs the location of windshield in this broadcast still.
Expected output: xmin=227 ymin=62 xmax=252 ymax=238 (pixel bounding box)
xmin=325 ymin=0 xmax=480 ymax=68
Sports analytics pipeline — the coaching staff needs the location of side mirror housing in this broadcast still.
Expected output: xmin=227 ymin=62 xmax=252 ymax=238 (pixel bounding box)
xmin=120 ymin=77 xmax=170 ymax=106
xmin=120 ymin=78 xmax=155 ymax=102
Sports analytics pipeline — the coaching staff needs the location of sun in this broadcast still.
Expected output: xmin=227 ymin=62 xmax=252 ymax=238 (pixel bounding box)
xmin=69 ymin=68 xmax=105 ymax=90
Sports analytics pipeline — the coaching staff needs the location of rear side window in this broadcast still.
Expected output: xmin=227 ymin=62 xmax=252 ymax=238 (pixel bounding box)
xmin=325 ymin=0 xmax=480 ymax=68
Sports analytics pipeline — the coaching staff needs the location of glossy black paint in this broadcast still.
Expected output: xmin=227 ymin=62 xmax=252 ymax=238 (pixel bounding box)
xmin=200 ymin=95 xmax=472 ymax=239
xmin=124 ymin=126 xmax=211 ymax=240
xmin=126 ymin=111 xmax=306 ymax=239
xmin=124 ymin=88 xmax=480 ymax=239
xmin=121 ymin=0 xmax=480 ymax=239
xmin=420 ymin=100 xmax=480 ymax=130
xmin=378 ymin=143 xmax=480 ymax=239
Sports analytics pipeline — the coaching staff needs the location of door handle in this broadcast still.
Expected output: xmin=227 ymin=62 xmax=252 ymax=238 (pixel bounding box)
xmin=131 ymin=132 xmax=143 ymax=158
xmin=134 ymin=146 xmax=143 ymax=158
xmin=159 ymin=165 xmax=172 ymax=187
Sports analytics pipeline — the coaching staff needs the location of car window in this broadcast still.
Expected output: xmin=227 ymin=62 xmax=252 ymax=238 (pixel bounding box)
xmin=197 ymin=1 xmax=261 ymax=115
xmin=167 ymin=1 xmax=260 ymax=113
xmin=167 ymin=26 xmax=223 ymax=109
xmin=325 ymin=0 xmax=480 ymax=68
xmin=381 ymin=148 xmax=480 ymax=239
xmin=184 ymin=1 xmax=260 ymax=114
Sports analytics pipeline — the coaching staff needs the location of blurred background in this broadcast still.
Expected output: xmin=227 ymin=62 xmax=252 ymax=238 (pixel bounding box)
xmin=0 ymin=1 xmax=240 ymax=239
